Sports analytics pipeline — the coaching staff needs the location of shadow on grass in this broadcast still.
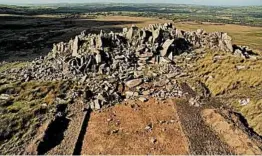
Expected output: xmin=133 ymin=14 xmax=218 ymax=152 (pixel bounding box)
xmin=0 ymin=15 xmax=141 ymax=62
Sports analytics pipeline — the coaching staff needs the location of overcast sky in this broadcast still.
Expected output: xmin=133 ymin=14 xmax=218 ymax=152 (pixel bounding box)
xmin=0 ymin=0 xmax=261 ymax=6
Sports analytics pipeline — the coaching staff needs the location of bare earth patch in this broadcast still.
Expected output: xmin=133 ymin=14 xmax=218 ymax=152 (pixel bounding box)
xmin=81 ymin=98 xmax=189 ymax=155
xmin=201 ymin=109 xmax=262 ymax=155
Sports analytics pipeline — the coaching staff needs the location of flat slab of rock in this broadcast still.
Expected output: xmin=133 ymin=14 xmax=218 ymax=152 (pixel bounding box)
xmin=125 ymin=79 xmax=143 ymax=88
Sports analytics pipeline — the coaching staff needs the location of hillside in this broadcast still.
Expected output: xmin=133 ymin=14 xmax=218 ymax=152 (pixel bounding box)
xmin=0 ymin=4 xmax=262 ymax=154
xmin=0 ymin=20 xmax=262 ymax=154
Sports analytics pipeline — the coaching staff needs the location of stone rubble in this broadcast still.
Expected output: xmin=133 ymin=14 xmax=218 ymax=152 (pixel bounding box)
xmin=2 ymin=23 xmax=258 ymax=110
xmin=239 ymin=98 xmax=250 ymax=106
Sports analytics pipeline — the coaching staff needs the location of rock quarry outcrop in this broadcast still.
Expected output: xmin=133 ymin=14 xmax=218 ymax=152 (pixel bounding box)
xmin=2 ymin=23 xmax=258 ymax=110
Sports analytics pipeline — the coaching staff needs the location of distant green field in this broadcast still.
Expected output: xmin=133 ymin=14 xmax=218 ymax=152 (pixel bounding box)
xmin=0 ymin=3 xmax=262 ymax=26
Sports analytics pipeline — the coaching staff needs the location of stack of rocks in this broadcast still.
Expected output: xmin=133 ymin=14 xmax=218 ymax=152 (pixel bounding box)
xmin=3 ymin=23 xmax=257 ymax=110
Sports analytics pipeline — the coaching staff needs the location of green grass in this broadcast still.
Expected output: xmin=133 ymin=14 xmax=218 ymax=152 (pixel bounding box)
xmin=0 ymin=62 xmax=28 ymax=73
xmin=0 ymin=80 xmax=77 ymax=154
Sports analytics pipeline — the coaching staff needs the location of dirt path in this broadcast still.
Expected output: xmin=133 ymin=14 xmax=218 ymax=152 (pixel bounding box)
xmin=81 ymin=98 xmax=189 ymax=155
xmin=175 ymin=99 xmax=233 ymax=155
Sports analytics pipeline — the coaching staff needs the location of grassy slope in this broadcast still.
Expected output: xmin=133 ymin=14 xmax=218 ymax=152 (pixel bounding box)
xmin=175 ymin=22 xmax=262 ymax=52
xmin=188 ymin=50 xmax=262 ymax=136
xmin=0 ymin=14 xmax=162 ymax=152
xmin=0 ymin=16 xmax=261 ymax=152
xmin=0 ymin=77 xmax=76 ymax=154
xmin=174 ymin=22 xmax=262 ymax=135
xmin=0 ymin=62 xmax=28 ymax=73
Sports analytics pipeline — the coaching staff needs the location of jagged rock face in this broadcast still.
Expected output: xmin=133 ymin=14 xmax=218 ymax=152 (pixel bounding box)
xmin=31 ymin=22 xmax=252 ymax=81
xmin=8 ymin=23 xmax=256 ymax=110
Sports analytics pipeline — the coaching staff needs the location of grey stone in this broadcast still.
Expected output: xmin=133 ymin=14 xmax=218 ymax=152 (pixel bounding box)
xmin=94 ymin=99 xmax=101 ymax=110
xmin=145 ymin=123 xmax=152 ymax=131
xmin=0 ymin=94 xmax=10 ymax=100
xmin=222 ymin=33 xmax=233 ymax=52
xmin=166 ymin=73 xmax=177 ymax=79
xmin=152 ymin=28 xmax=161 ymax=43
xmin=97 ymin=93 xmax=107 ymax=102
xmin=160 ymin=39 xmax=174 ymax=57
xmin=72 ymin=36 xmax=79 ymax=57
xmin=96 ymin=52 xmax=102 ymax=64
xmin=150 ymin=137 xmax=157 ymax=144
xmin=234 ymin=49 xmax=246 ymax=58
xmin=236 ymin=65 xmax=246 ymax=70
xmin=125 ymin=78 xmax=143 ymax=88
xmin=189 ymin=97 xmax=202 ymax=107
xmin=196 ymin=29 xmax=204 ymax=35
xmin=96 ymin=36 xmax=103 ymax=49
xmin=239 ymin=98 xmax=250 ymax=106
xmin=80 ymin=75 xmax=88 ymax=83
xmin=139 ymin=97 xmax=148 ymax=102
xmin=125 ymin=91 xmax=139 ymax=99
xmin=142 ymin=90 xmax=151 ymax=96
xmin=8 ymin=23 xmax=256 ymax=111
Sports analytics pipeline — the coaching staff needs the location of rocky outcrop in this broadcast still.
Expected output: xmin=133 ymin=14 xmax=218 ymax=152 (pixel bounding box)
xmin=2 ymin=23 xmax=258 ymax=110
xmin=23 ymin=23 xmax=257 ymax=82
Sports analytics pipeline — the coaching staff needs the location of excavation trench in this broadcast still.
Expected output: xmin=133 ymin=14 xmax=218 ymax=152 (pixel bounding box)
xmin=80 ymin=98 xmax=189 ymax=155
xmin=34 ymin=98 xmax=262 ymax=155
xmin=37 ymin=115 xmax=70 ymax=155
xmin=73 ymin=109 xmax=92 ymax=155
xmin=175 ymin=99 xmax=234 ymax=155
xmin=36 ymin=104 xmax=69 ymax=155
xmin=33 ymin=102 xmax=89 ymax=155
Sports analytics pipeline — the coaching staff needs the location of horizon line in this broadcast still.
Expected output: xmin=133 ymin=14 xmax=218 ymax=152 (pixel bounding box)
xmin=1 ymin=2 xmax=262 ymax=7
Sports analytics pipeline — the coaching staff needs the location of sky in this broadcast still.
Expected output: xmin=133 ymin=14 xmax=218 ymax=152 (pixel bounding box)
xmin=0 ymin=0 xmax=261 ymax=6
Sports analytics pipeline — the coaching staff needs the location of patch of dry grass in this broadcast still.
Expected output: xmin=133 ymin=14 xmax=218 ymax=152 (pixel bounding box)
xmin=174 ymin=22 xmax=262 ymax=52
xmin=190 ymin=50 xmax=262 ymax=136
xmin=192 ymin=51 xmax=262 ymax=96
xmin=230 ymin=98 xmax=262 ymax=136
xmin=176 ymin=22 xmax=262 ymax=135
xmin=0 ymin=62 xmax=28 ymax=73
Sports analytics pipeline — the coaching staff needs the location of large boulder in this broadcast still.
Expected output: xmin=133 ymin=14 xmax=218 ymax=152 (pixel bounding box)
xmin=126 ymin=25 xmax=138 ymax=40
xmin=160 ymin=39 xmax=174 ymax=57
xmin=72 ymin=36 xmax=80 ymax=57
xmin=222 ymin=33 xmax=233 ymax=52
xmin=96 ymin=36 xmax=103 ymax=49
xmin=95 ymin=51 xmax=102 ymax=64
xmin=152 ymin=28 xmax=162 ymax=43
